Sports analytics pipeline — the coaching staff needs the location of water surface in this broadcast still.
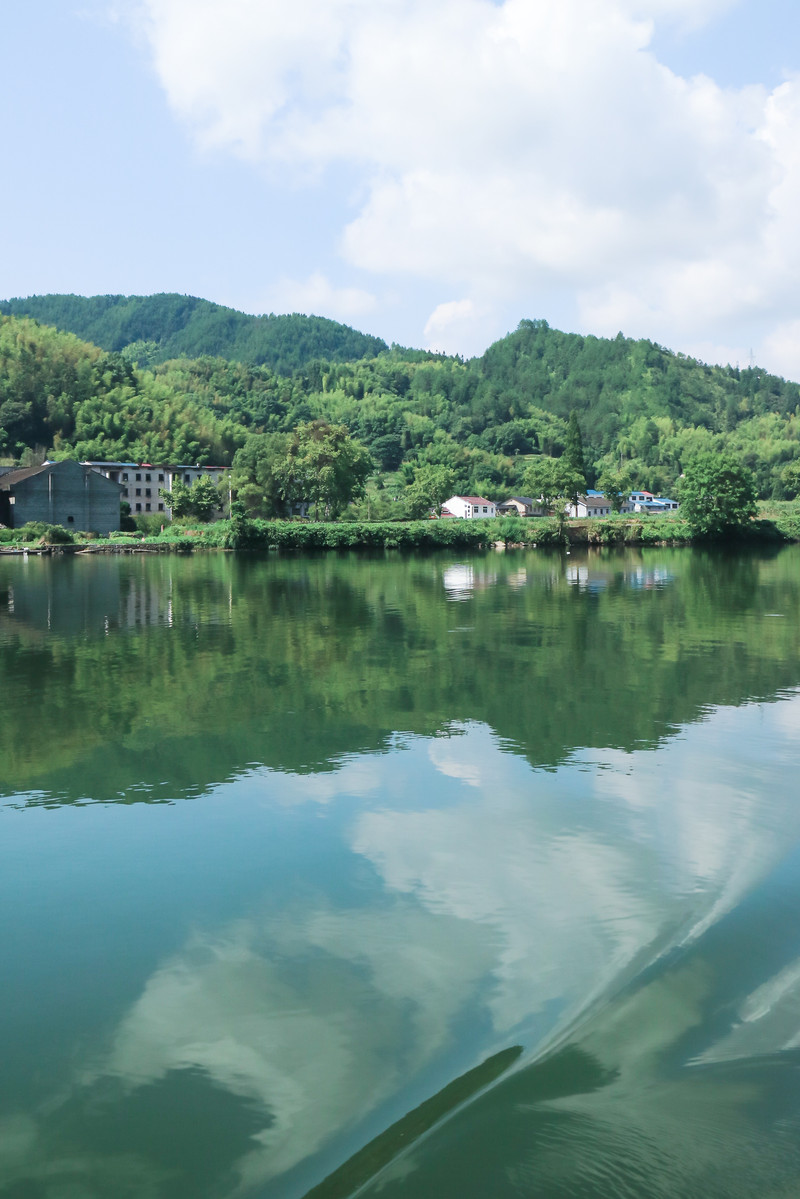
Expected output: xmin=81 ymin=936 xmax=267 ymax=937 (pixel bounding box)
xmin=2 ymin=546 xmax=800 ymax=1198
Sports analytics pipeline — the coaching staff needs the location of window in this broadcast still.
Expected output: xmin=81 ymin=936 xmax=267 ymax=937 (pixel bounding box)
xmin=483 ymin=506 xmax=488 ymax=513
xmin=158 ymin=503 xmax=164 ymax=511
xmin=136 ymin=473 xmax=142 ymax=481
xmin=184 ymin=474 xmax=191 ymax=484
xmin=158 ymin=473 xmax=164 ymax=483
xmin=145 ymin=488 xmax=151 ymax=497
xmin=136 ymin=503 xmax=142 ymax=512
xmin=122 ymin=473 xmax=128 ymax=482
xmin=67 ymin=515 xmax=74 ymax=523
xmin=145 ymin=503 xmax=151 ymax=512
xmin=135 ymin=488 xmax=141 ymax=496
xmin=145 ymin=473 xmax=151 ymax=482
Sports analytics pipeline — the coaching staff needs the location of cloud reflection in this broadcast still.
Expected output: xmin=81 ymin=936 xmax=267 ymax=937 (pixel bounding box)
xmin=4 ymin=696 xmax=800 ymax=1197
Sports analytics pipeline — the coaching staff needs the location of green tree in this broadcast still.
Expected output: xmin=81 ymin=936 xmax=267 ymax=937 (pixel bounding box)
xmin=564 ymin=411 xmax=586 ymax=476
xmin=158 ymin=476 xmax=221 ymax=522
xmin=678 ymin=452 xmax=757 ymax=537
xmin=279 ymin=421 xmax=373 ymax=520
xmin=405 ymin=464 xmax=456 ymax=518
xmin=190 ymin=476 xmax=222 ymax=522
xmin=159 ymin=479 xmax=193 ymax=519
xmin=781 ymin=460 xmax=800 ymax=500
xmin=523 ymin=457 xmax=585 ymax=517
xmin=597 ymin=468 xmax=633 ymax=514
xmin=231 ymin=433 xmax=291 ymax=517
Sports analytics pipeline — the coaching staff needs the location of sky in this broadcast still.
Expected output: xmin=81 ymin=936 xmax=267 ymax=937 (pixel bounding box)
xmin=3 ymin=0 xmax=800 ymax=374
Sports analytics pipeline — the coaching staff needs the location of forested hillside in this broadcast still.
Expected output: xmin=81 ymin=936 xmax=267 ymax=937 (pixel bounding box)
xmin=3 ymin=306 xmax=800 ymax=506
xmin=0 ymin=294 xmax=388 ymax=374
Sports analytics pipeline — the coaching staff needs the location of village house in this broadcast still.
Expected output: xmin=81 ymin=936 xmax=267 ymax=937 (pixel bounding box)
xmin=629 ymin=490 xmax=679 ymax=513
xmin=496 ymin=496 xmax=547 ymax=517
xmin=441 ymin=496 xmax=498 ymax=519
xmin=0 ymin=460 xmax=122 ymax=535
xmin=565 ymin=491 xmax=615 ymax=518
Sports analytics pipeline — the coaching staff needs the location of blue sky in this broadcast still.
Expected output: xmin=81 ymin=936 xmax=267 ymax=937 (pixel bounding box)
xmin=3 ymin=1 xmax=800 ymax=373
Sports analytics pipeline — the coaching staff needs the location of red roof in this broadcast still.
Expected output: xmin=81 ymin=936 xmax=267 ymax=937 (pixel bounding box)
xmin=454 ymin=496 xmax=493 ymax=505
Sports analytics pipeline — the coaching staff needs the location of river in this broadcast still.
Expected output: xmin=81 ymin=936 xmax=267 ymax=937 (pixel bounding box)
xmin=2 ymin=546 xmax=800 ymax=1198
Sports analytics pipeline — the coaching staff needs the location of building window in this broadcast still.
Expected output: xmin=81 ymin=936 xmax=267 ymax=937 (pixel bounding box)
xmin=135 ymin=488 xmax=141 ymax=496
xmin=184 ymin=474 xmax=191 ymax=484
xmin=158 ymin=473 xmax=164 ymax=483
xmin=67 ymin=515 xmax=74 ymax=523
xmin=145 ymin=473 xmax=151 ymax=482
xmin=136 ymin=503 xmax=142 ymax=512
xmin=158 ymin=503 xmax=164 ymax=511
xmin=483 ymin=506 xmax=488 ymax=513
xmin=136 ymin=473 xmax=142 ymax=481
xmin=146 ymin=503 xmax=151 ymax=512
xmin=145 ymin=488 xmax=151 ymax=497
xmin=122 ymin=473 xmax=128 ymax=482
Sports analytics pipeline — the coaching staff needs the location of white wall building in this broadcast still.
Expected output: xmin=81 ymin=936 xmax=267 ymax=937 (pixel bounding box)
xmin=441 ymin=496 xmax=497 ymax=519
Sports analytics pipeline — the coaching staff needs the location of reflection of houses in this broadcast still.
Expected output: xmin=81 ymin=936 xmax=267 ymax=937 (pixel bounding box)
xmin=84 ymin=461 xmax=228 ymax=518
xmin=496 ymin=496 xmax=546 ymax=517
xmin=442 ymin=562 xmax=499 ymax=598
xmin=0 ymin=460 xmax=122 ymax=535
xmin=441 ymin=496 xmax=497 ymax=519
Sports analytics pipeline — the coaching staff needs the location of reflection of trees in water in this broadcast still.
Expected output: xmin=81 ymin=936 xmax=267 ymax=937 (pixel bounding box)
xmin=2 ymin=547 xmax=800 ymax=802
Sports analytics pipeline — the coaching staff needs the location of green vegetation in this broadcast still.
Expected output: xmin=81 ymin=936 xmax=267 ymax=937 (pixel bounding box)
xmin=5 ymin=301 xmax=800 ymax=532
xmin=0 ymin=293 xmax=387 ymax=373
xmin=678 ymin=452 xmax=758 ymax=538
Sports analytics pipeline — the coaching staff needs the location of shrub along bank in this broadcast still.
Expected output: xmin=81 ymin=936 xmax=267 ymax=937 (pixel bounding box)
xmin=6 ymin=510 xmax=799 ymax=553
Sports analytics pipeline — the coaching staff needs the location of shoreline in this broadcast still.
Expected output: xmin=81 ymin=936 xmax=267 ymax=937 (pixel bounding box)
xmin=1 ymin=513 xmax=795 ymax=554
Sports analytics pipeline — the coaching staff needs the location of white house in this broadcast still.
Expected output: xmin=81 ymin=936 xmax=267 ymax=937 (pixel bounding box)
xmin=565 ymin=492 xmax=614 ymax=518
xmin=442 ymin=495 xmax=497 ymax=519
xmin=629 ymin=490 xmax=679 ymax=513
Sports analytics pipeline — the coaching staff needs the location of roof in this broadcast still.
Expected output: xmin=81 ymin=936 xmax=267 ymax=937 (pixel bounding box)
xmin=0 ymin=464 xmax=50 ymax=489
xmin=499 ymin=496 xmax=536 ymax=505
xmin=452 ymin=496 xmax=493 ymax=505
xmin=1 ymin=461 xmax=124 ymax=492
xmin=82 ymin=460 xmax=227 ymax=471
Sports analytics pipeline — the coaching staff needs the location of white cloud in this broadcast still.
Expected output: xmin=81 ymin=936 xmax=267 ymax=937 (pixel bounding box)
xmin=423 ymin=299 xmax=492 ymax=355
xmin=265 ymin=272 xmax=377 ymax=323
xmin=131 ymin=0 xmax=800 ymax=367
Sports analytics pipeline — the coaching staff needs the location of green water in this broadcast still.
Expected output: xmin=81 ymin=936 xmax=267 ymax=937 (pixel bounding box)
xmin=2 ymin=546 xmax=800 ymax=1198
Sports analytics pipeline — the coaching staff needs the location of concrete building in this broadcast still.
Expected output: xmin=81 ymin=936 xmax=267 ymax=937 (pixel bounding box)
xmin=84 ymin=461 xmax=229 ymax=518
xmin=0 ymin=460 xmax=123 ymax=535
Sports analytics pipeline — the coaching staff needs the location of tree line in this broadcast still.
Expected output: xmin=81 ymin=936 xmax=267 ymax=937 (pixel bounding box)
xmin=2 ymin=309 xmax=800 ymax=524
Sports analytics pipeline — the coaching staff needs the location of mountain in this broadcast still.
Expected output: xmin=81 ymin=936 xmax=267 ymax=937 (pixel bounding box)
xmin=3 ymin=301 xmax=800 ymax=502
xmin=0 ymin=293 xmax=388 ymax=374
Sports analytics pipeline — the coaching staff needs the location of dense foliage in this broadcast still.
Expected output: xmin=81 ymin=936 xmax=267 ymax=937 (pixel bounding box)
xmin=678 ymin=453 xmax=758 ymax=538
xmin=4 ymin=303 xmax=800 ymax=510
xmin=0 ymin=293 xmax=388 ymax=374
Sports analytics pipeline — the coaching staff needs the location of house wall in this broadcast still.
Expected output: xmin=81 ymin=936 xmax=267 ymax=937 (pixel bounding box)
xmin=8 ymin=462 xmax=121 ymax=535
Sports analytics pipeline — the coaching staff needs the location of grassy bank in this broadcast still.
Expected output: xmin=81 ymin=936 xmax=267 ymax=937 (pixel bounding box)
xmin=4 ymin=507 xmax=800 ymax=553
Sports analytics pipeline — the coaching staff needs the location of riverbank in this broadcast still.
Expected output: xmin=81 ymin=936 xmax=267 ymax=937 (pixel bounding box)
xmin=3 ymin=507 xmax=799 ymax=553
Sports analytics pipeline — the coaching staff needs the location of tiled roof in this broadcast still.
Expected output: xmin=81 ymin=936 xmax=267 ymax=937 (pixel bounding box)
xmin=0 ymin=464 xmax=50 ymax=489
